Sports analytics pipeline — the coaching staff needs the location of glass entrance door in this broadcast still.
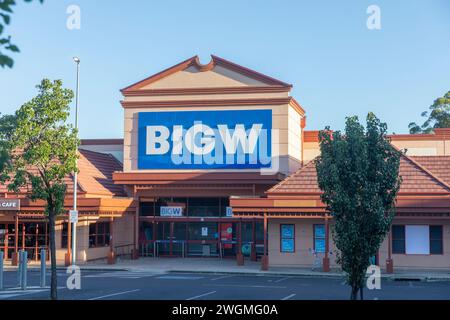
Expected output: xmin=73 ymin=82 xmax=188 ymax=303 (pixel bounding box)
xmin=156 ymin=221 xmax=186 ymax=257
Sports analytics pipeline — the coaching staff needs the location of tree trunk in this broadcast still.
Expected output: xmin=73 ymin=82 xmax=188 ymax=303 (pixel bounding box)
xmin=48 ymin=211 xmax=58 ymax=300
xmin=360 ymin=286 xmax=364 ymax=300
xmin=350 ymin=286 xmax=358 ymax=300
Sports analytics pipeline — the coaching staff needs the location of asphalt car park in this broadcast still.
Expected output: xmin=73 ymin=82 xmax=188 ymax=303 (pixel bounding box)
xmin=0 ymin=270 xmax=449 ymax=300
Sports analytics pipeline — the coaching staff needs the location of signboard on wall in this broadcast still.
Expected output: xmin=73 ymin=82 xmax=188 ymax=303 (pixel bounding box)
xmin=160 ymin=206 xmax=183 ymax=217
xmin=0 ymin=199 xmax=20 ymax=211
xmin=138 ymin=109 xmax=272 ymax=169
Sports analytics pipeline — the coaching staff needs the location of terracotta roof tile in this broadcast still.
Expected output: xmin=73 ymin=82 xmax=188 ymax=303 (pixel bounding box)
xmin=267 ymin=155 xmax=450 ymax=195
xmin=0 ymin=149 xmax=125 ymax=197
xmin=77 ymin=149 xmax=125 ymax=197
xmin=410 ymin=156 xmax=450 ymax=186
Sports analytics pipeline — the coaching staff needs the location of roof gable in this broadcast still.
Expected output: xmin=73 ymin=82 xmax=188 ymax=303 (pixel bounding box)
xmin=121 ymin=55 xmax=292 ymax=93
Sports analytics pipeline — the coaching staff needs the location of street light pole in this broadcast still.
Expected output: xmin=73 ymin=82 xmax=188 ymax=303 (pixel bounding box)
xmin=72 ymin=57 xmax=80 ymax=266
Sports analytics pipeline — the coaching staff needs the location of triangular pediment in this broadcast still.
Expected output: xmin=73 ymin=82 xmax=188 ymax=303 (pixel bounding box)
xmin=121 ymin=55 xmax=291 ymax=93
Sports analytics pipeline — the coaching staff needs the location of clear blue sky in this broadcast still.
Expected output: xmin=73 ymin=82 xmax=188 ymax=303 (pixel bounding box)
xmin=1 ymin=0 xmax=449 ymax=139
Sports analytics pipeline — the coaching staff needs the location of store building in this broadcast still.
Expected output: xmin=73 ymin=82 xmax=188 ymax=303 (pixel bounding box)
xmin=1 ymin=55 xmax=449 ymax=272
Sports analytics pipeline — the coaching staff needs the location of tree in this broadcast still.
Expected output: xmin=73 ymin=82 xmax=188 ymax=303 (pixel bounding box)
xmin=0 ymin=0 xmax=44 ymax=68
xmin=316 ymin=113 xmax=402 ymax=300
xmin=0 ymin=79 xmax=78 ymax=300
xmin=409 ymin=91 xmax=450 ymax=134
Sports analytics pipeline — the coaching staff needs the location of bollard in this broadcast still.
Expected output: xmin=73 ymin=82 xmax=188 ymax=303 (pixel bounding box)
xmin=40 ymin=249 xmax=46 ymax=288
xmin=17 ymin=250 xmax=23 ymax=287
xmin=0 ymin=251 xmax=3 ymax=290
xmin=21 ymin=250 xmax=27 ymax=290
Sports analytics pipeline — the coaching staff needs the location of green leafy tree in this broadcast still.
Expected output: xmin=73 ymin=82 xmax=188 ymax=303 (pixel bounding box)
xmin=409 ymin=91 xmax=450 ymax=134
xmin=0 ymin=0 xmax=44 ymax=68
xmin=316 ymin=113 xmax=402 ymax=300
xmin=0 ymin=79 xmax=78 ymax=300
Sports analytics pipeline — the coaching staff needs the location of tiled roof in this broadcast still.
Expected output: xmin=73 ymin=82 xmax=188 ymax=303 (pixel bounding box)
xmin=77 ymin=149 xmax=125 ymax=197
xmin=410 ymin=156 xmax=450 ymax=186
xmin=0 ymin=149 xmax=125 ymax=197
xmin=268 ymin=155 xmax=450 ymax=195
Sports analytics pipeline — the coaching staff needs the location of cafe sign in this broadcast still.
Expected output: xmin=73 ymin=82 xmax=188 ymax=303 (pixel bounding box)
xmin=0 ymin=199 xmax=20 ymax=211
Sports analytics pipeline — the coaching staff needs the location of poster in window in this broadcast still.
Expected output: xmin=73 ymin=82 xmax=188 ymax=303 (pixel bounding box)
xmin=281 ymin=225 xmax=294 ymax=238
xmin=281 ymin=239 xmax=294 ymax=253
xmin=314 ymin=225 xmax=325 ymax=238
xmin=314 ymin=239 xmax=325 ymax=253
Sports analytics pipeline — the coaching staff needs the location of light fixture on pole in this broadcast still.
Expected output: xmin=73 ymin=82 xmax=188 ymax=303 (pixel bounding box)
xmin=71 ymin=56 xmax=80 ymax=266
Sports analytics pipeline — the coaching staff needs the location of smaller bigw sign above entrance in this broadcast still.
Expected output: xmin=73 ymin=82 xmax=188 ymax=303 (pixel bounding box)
xmin=138 ymin=110 xmax=272 ymax=169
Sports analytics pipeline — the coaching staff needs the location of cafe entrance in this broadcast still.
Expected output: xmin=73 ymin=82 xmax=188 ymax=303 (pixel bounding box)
xmin=0 ymin=222 xmax=48 ymax=261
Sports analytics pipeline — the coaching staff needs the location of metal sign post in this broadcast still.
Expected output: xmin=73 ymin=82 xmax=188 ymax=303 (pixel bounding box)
xmin=72 ymin=56 xmax=80 ymax=266
xmin=0 ymin=251 xmax=3 ymax=290
xmin=69 ymin=210 xmax=78 ymax=265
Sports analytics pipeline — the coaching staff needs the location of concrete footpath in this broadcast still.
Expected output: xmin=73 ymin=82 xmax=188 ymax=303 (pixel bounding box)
xmin=3 ymin=257 xmax=450 ymax=281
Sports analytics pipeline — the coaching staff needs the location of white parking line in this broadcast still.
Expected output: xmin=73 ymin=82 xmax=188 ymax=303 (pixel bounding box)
xmin=88 ymin=289 xmax=140 ymax=300
xmin=186 ymin=291 xmax=217 ymax=300
xmin=204 ymin=284 xmax=286 ymax=289
xmin=273 ymin=277 xmax=289 ymax=283
xmin=211 ymin=275 xmax=234 ymax=281
xmin=281 ymin=293 xmax=296 ymax=300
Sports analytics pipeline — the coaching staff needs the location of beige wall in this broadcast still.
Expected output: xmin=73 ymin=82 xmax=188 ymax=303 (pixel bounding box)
xmin=80 ymin=144 xmax=124 ymax=163
xmin=142 ymin=65 xmax=269 ymax=89
xmin=268 ymin=219 xmax=338 ymax=268
xmin=268 ymin=219 xmax=450 ymax=270
xmin=391 ymin=140 xmax=450 ymax=156
xmin=303 ymin=141 xmax=320 ymax=164
xmin=54 ymin=216 xmax=134 ymax=264
xmin=121 ymin=62 xmax=304 ymax=175
xmin=378 ymin=219 xmax=450 ymax=270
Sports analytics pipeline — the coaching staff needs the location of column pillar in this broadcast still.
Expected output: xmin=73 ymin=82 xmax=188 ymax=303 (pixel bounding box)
xmin=65 ymin=220 xmax=72 ymax=266
xmin=11 ymin=215 xmax=19 ymax=266
xmin=107 ymin=217 xmax=116 ymax=264
xmin=322 ymin=215 xmax=330 ymax=272
xmin=261 ymin=213 xmax=269 ymax=271
xmin=131 ymin=211 xmax=139 ymax=259
xmin=236 ymin=220 xmax=244 ymax=266
xmin=250 ymin=219 xmax=257 ymax=261
xmin=386 ymin=227 xmax=394 ymax=274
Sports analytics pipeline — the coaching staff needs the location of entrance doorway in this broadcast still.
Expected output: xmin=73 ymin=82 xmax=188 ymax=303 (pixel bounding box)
xmin=156 ymin=222 xmax=186 ymax=257
xmin=0 ymin=222 xmax=48 ymax=261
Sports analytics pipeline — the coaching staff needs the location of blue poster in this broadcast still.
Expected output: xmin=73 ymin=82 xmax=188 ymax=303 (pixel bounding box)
xmin=281 ymin=239 xmax=294 ymax=253
xmin=281 ymin=225 xmax=294 ymax=238
xmin=138 ymin=109 xmax=272 ymax=169
xmin=314 ymin=225 xmax=325 ymax=238
xmin=314 ymin=239 xmax=325 ymax=253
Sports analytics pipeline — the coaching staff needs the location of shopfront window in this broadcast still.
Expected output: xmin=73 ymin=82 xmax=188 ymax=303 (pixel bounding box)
xmin=141 ymin=197 xmax=229 ymax=217
xmin=313 ymin=224 xmax=325 ymax=253
xmin=188 ymin=198 xmax=220 ymax=217
xmin=188 ymin=222 xmax=218 ymax=241
xmin=430 ymin=225 xmax=443 ymax=255
xmin=392 ymin=225 xmax=405 ymax=254
xmin=280 ymin=224 xmax=295 ymax=253
xmin=89 ymin=222 xmax=110 ymax=248
xmin=392 ymin=225 xmax=443 ymax=255
xmin=61 ymin=223 xmax=68 ymax=249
